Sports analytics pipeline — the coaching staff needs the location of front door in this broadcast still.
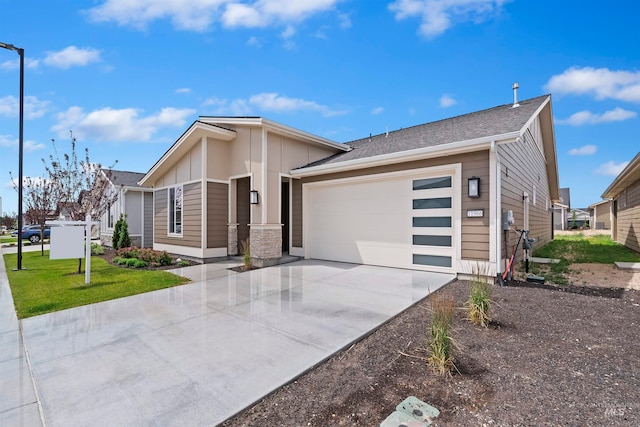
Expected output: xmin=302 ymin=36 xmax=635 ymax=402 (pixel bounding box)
xmin=237 ymin=177 xmax=250 ymax=253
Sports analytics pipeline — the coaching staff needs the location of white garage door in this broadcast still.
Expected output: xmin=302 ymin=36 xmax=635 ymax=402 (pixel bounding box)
xmin=305 ymin=166 xmax=460 ymax=273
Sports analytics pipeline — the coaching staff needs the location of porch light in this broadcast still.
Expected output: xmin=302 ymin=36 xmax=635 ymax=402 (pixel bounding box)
xmin=468 ymin=177 xmax=480 ymax=198
xmin=250 ymin=190 xmax=259 ymax=205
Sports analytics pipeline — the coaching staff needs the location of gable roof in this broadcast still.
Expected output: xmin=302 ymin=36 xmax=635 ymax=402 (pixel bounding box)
xmin=601 ymin=151 xmax=640 ymax=199
xmin=103 ymin=169 xmax=146 ymax=188
xmin=297 ymin=95 xmax=550 ymax=170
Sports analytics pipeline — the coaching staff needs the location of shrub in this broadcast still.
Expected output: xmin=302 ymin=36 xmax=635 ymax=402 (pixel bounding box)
xmin=113 ymin=257 xmax=128 ymax=266
xmin=428 ymin=293 xmax=455 ymax=376
xmin=90 ymin=243 xmax=104 ymax=256
xmin=125 ymin=258 xmax=138 ymax=267
xmin=115 ymin=247 xmax=174 ymax=266
xmin=240 ymin=238 xmax=251 ymax=270
xmin=177 ymin=260 xmax=190 ymax=267
xmin=465 ymin=275 xmax=492 ymax=328
xmin=112 ymin=216 xmax=122 ymax=249
xmin=133 ymin=259 xmax=148 ymax=268
xmin=118 ymin=218 xmax=131 ymax=249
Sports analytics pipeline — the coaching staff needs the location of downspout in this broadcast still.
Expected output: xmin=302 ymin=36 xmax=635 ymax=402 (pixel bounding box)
xmin=491 ymin=140 xmax=502 ymax=278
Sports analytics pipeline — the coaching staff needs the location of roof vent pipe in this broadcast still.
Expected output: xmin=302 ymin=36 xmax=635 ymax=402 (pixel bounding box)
xmin=512 ymin=82 xmax=520 ymax=108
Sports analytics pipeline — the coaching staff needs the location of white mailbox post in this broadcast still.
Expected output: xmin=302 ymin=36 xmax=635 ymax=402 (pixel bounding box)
xmin=47 ymin=215 xmax=99 ymax=284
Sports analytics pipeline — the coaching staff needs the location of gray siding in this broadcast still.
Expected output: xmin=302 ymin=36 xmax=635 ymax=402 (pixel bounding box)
xmin=498 ymin=129 xmax=553 ymax=262
xmin=616 ymin=178 xmax=640 ymax=253
xmin=144 ymin=192 xmax=153 ymax=247
xmin=207 ymin=182 xmax=228 ymax=248
xmin=302 ymin=151 xmax=491 ymax=261
xmin=154 ymin=182 xmax=202 ymax=248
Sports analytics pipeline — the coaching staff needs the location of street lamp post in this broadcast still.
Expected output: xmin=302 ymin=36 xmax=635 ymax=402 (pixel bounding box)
xmin=1 ymin=41 xmax=25 ymax=270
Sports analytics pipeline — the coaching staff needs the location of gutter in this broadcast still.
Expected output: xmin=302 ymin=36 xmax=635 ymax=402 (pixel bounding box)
xmin=291 ymin=131 xmax=519 ymax=178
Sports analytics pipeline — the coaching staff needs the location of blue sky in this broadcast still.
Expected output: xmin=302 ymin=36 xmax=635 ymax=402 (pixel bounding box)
xmin=1 ymin=0 xmax=638 ymax=215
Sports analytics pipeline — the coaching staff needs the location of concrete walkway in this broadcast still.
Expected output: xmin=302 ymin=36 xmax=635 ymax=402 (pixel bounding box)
xmin=0 ymin=248 xmax=44 ymax=426
xmin=1 ymin=250 xmax=454 ymax=426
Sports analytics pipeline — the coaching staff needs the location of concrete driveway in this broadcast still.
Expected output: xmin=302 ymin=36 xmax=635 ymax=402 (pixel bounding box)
xmin=7 ymin=258 xmax=454 ymax=426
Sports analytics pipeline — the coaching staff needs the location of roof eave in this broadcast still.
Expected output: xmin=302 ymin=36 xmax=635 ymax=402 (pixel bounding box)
xmin=199 ymin=116 xmax=349 ymax=153
xmin=291 ymin=132 xmax=519 ymax=178
xmin=601 ymin=152 xmax=640 ymax=199
xmin=139 ymin=121 xmax=236 ymax=187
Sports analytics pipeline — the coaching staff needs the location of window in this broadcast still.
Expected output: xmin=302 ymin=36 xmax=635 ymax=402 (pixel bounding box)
xmin=413 ymin=197 xmax=452 ymax=209
xmin=413 ymin=176 xmax=451 ymax=190
xmin=107 ymin=203 xmax=114 ymax=228
xmin=169 ymin=186 xmax=183 ymax=234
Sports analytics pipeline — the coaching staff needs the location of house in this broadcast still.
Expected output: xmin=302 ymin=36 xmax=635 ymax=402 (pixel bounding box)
xmin=97 ymin=169 xmax=154 ymax=248
xmin=588 ymin=199 xmax=612 ymax=230
xmin=552 ymin=187 xmax=570 ymax=230
xmin=601 ymin=152 xmax=640 ymax=253
xmin=139 ymin=94 xmax=560 ymax=278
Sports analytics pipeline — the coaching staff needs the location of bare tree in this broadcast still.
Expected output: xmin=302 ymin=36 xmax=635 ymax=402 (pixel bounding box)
xmin=43 ymin=131 xmax=118 ymax=222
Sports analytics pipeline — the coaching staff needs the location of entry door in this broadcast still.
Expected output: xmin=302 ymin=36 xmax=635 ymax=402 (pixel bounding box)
xmin=237 ymin=177 xmax=250 ymax=252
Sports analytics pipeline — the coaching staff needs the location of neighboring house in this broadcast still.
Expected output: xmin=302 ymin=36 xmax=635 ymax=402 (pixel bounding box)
xmin=97 ymin=170 xmax=154 ymax=248
xmin=601 ymin=152 xmax=640 ymax=253
xmin=566 ymin=208 xmax=590 ymax=229
xmin=588 ymin=199 xmax=612 ymax=230
xmin=140 ymin=94 xmax=560 ymax=278
xmin=552 ymin=187 xmax=570 ymax=230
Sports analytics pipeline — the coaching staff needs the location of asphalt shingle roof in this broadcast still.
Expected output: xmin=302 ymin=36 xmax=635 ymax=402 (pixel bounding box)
xmin=103 ymin=169 xmax=146 ymax=187
xmin=302 ymin=94 xmax=549 ymax=168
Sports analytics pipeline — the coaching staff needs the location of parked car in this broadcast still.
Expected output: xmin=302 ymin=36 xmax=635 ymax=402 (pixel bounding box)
xmin=16 ymin=225 xmax=53 ymax=243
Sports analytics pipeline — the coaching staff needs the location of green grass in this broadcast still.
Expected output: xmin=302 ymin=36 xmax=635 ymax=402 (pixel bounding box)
xmin=529 ymin=234 xmax=640 ymax=285
xmin=0 ymin=236 xmax=17 ymax=244
xmin=4 ymin=251 xmax=190 ymax=318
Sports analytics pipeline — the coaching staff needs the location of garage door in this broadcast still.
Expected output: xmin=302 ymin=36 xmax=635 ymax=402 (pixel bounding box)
xmin=305 ymin=166 xmax=460 ymax=273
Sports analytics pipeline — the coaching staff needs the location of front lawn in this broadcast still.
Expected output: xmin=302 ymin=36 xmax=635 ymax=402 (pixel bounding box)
xmin=4 ymin=251 xmax=190 ymax=318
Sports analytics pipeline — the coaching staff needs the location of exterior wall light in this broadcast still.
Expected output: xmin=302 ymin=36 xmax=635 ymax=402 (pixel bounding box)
xmin=250 ymin=190 xmax=259 ymax=205
xmin=468 ymin=177 xmax=480 ymax=198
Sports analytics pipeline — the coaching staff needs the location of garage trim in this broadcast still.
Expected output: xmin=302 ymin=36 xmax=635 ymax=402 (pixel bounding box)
xmin=302 ymin=163 xmax=462 ymax=273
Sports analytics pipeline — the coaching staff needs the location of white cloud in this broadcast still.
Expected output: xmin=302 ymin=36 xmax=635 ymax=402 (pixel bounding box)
xmin=0 ymin=57 xmax=40 ymax=71
xmin=439 ymin=94 xmax=456 ymax=108
xmin=388 ymin=0 xmax=507 ymax=38
xmin=175 ymin=88 xmax=191 ymax=94
xmin=595 ymin=161 xmax=629 ymax=176
xmin=558 ymin=108 xmax=636 ymax=126
xmin=86 ymin=0 xmax=343 ymax=31
xmin=51 ymin=106 xmax=196 ymax=142
xmin=43 ymin=46 xmax=101 ymax=69
xmin=568 ymin=145 xmax=596 ymax=156
xmin=371 ymin=107 xmax=384 ymax=115
xmin=546 ymin=67 xmax=640 ymax=102
xmin=246 ymin=36 xmax=262 ymax=47
xmin=338 ymin=12 xmax=351 ymax=28
xmin=222 ymin=0 xmax=343 ymax=28
xmin=0 ymin=95 xmax=51 ymax=119
xmin=0 ymin=135 xmax=45 ymax=152
xmin=203 ymin=92 xmax=347 ymax=117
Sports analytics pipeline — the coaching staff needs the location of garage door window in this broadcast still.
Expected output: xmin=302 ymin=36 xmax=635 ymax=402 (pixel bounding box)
xmin=413 ymin=177 xmax=452 ymax=190
xmin=413 ymin=197 xmax=452 ymax=209
xmin=413 ymin=254 xmax=452 ymax=268
xmin=413 ymin=235 xmax=452 ymax=246
xmin=413 ymin=216 xmax=451 ymax=227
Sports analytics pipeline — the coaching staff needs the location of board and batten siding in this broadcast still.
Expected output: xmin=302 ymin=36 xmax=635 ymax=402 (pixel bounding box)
xmin=615 ymin=178 xmax=640 ymax=253
xmin=144 ymin=192 xmax=153 ymax=247
xmin=207 ymin=182 xmax=229 ymax=248
xmin=301 ymin=150 xmax=491 ymax=261
xmin=292 ymin=179 xmax=303 ymax=247
xmin=154 ymin=182 xmax=202 ymax=248
xmin=498 ymin=119 xmax=553 ymax=261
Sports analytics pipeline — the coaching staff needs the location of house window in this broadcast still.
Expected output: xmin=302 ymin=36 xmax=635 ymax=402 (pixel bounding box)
xmin=107 ymin=203 xmax=114 ymax=228
xmin=169 ymin=186 xmax=183 ymax=235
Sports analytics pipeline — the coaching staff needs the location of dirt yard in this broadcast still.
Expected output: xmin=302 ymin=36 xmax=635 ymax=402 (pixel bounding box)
xmin=221 ymin=278 xmax=640 ymax=426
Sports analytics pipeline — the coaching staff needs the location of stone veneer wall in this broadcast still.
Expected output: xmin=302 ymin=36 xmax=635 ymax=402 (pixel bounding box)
xmin=250 ymin=226 xmax=282 ymax=267
xmin=227 ymin=224 xmax=238 ymax=256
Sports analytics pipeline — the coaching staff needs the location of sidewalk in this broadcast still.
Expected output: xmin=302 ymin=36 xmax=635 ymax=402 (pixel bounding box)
xmin=0 ymin=248 xmax=44 ymax=426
